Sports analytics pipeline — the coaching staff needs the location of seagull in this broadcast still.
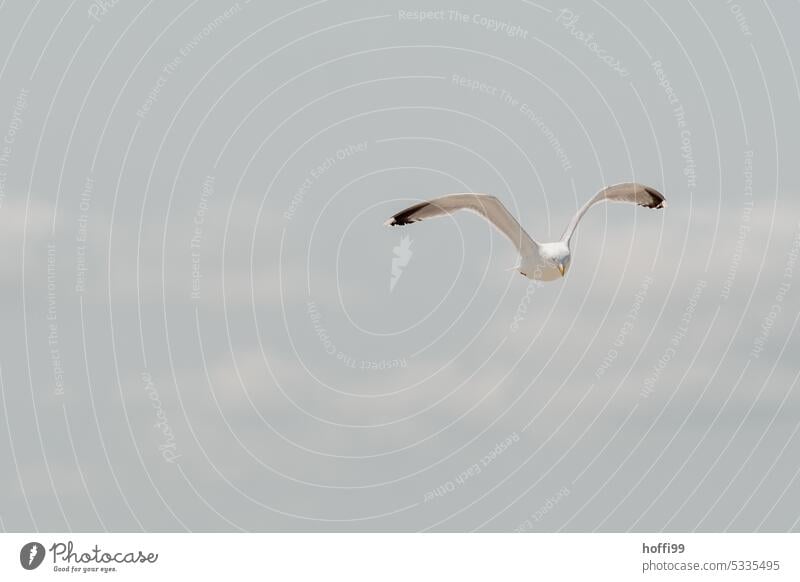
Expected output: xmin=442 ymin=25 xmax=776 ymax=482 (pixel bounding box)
xmin=384 ymin=183 xmax=665 ymax=281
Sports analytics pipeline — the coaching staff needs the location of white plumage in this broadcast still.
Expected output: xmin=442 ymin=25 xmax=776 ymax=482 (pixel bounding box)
xmin=384 ymin=183 xmax=665 ymax=282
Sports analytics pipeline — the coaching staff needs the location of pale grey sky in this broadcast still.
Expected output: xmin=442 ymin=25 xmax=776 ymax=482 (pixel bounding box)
xmin=0 ymin=0 xmax=799 ymax=532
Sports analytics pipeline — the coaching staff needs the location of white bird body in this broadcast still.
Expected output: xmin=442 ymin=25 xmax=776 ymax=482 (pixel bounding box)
xmin=520 ymin=241 xmax=571 ymax=281
xmin=384 ymin=183 xmax=665 ymax=282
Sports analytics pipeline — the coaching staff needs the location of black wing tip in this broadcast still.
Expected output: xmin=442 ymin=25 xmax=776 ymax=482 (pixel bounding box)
xmin=384 ymin=212 xmax=419 ymax=226
xmin=385 ymin=216 xmax=412 ymax=226
xmin=383 ymin=201 xmax=428 ymax=226
xmin=643 ymin=187 xmax=667 ymax=209
xmin=384 ymin=215 xmax=420 ymax=227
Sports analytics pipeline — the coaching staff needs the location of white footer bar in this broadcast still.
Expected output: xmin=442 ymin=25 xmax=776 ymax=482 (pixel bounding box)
xmin=1 ymin=533 xmax=796 ymax=581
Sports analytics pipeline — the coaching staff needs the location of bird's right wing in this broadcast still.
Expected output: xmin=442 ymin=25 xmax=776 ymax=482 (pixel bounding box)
xmin=560 ymin=182 xmax=666 ymax=244
xmin=385 ymin=194 xmax=538 ymax=257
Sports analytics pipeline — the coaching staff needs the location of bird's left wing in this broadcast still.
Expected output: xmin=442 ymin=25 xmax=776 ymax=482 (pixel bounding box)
xmin=385 ymin=194 xmax=538 ymax=257
xmin=560 ymin=182 xmax=666 ymax=244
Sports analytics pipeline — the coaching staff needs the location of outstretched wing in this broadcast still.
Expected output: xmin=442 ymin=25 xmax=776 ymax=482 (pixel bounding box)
xmin=385 ymin=194 xmax=538 ymax=257
xmin=561 ymin=182 xmax=666 ymax=244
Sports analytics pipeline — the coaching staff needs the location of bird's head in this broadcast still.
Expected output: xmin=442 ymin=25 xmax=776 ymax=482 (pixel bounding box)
xmin=542 ymin=242 xmax=571 ymax=277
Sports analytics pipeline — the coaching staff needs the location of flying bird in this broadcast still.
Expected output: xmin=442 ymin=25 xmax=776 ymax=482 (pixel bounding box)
xmin=384 ymin=183 xmax=665 ymax=281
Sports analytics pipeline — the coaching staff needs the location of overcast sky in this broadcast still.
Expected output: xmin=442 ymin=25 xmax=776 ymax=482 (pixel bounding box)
xmin=1 ymin=0 xmax=799 ymax=532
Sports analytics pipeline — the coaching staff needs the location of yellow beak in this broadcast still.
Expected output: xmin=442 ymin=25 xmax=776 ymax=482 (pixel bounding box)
xmin=558 ymin=264 xmax=565 ymax=277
